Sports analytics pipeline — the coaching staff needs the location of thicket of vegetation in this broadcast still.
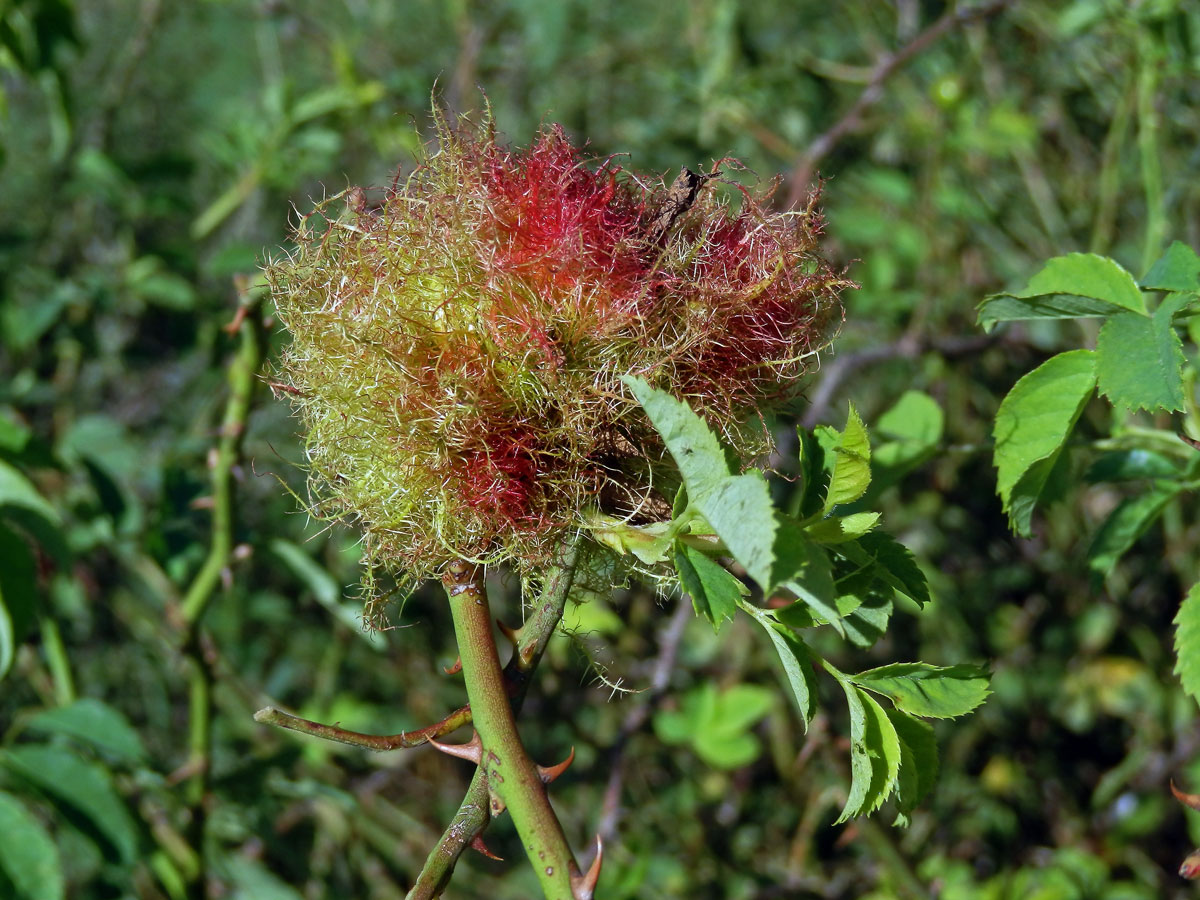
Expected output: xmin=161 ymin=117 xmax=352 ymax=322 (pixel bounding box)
xmin=2 ymin=1 xmax=1199 ymax=898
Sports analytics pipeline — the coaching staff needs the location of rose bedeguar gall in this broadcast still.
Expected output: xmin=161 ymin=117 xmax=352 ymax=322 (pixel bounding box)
xmin=266 ymin=115 xmax=849 ymax=595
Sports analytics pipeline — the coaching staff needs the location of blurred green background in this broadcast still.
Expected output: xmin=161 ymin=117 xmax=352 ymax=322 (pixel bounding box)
xmin=2 ymin=1 xmax=1200 ymax=898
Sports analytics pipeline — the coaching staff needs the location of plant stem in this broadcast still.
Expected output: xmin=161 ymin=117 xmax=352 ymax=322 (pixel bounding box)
xmin=176 ymin=299 xmax=264 ymax=900
xmin=406 ymin=538 xmax=580 ymax=899
xmin=254 ymin=704 xmax=472 ymax=750
xmin=38 ymin=614 xmax=76 ymax=706
xmin=1137 ymin=28 xmax=1165 ymax=274
xmin=441 ymin=559 xmax=582 ymax=900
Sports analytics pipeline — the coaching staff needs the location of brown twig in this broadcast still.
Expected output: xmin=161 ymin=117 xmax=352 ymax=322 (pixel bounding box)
xmin=785 ymin=0 xmax=1012 ymax=208
xmin=253 ymin=705 xmax=473 ymax=751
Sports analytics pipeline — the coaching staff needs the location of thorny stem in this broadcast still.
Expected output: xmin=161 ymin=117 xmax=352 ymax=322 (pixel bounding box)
xmin=407 ymin=539 xmax=580 ymax=898
xmin=253 ymin=704 xmax=472 ymax=750
xmin=176 ymin=297 xmax=264 ymax=900
xmin=440 ymin=558 xmax=584 ymax=900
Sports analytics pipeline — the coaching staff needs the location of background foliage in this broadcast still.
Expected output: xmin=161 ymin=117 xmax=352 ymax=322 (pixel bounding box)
xmin=2 ymin=1 xmax=1199 ymax=898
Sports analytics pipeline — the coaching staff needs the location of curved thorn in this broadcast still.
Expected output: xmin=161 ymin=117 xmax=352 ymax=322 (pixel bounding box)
xmin=469 ymin=834 xmax=503 ymax=861
xmin=570 ymin=834 xmax=603 ymax=900
xmin=427 ymin=732 xmax=483 ymax=765
xmin=538 ymin=746 xmax=576 ymax=784
xmin=443 ymin=656 xmax=462 ymax=675
xmin=1173 ymin=779 xmax=1200 ymax=812
xmin=496 ymin=619 xmax=519 ymax=646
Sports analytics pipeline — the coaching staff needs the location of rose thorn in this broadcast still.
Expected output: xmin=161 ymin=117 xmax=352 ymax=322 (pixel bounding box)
xmin=427 ymin=731 xmax=483 ymax=765
xmin=537 ymin=746 xmax=576 ymax=784
xmin=570 ymin=834 xmax=603 ymax=900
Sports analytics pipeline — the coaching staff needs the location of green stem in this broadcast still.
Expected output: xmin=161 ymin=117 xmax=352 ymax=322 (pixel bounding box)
xmin=1137 ymin=29 xmax=1165 ymax=274
xmin=180 ymin=313 xmax=262 ymax=626
xmin=38 ymin=614 xmax=75 ymax=706
xmin=177 ymin=302 xmax=264 ymax=900
xmin=442 ymin=560 xmax=582 ymax=900
xmin=406 ymin=539 xmax=580 ymax=899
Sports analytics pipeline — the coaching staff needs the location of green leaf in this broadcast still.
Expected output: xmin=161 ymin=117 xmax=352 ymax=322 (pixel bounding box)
xmin=824 ymin=404 xmax=871 ymax=511
xmin=1175 ymin=583 xmax=1200 ymax=707
xmin=977 ymin=253 xmax=1146 ymax=332
xmin=0 ymin=460 xmax=68 ymax=563
xmin=842 ymin=591 xmax=893 ymax=650
xmin=872 ymin=391 xmax=944 ymax=485
xmin=774 ymin=526 xmax=844 ymax=634
xmin=805 ymin=511 xmax=880 ymax=544
xmin=738 ymin=600 xmax=820 ymax=728
xmin=851 ymin=532 xmax=930 ymax=607
xmin=886 ymin=709 xmax=938 ymax=816
xmin=851 ymin=662 xmax=991 ymax=718
xmin=624 ymin=377 xmax=780 ymax=589
xmin=834 ymin=677 xmax=901 ymax=823
xmin=876 ymin=391 xmax=944 ymax=447
xmin=653 ymin=682 xmax=774 ymax=769
xmin=0 ymin=790 xmax=63 ymax=900
xmin=623 ymin=376 xmax=733 ymax=497
xmin=993 ymin=349 xmax=1097 ymax=536
xmin=26 ymin=699 xmax=146 ymax=765
xmin=1095 ymin=295 xmax=1188 ymax=412
xmin=1085 ymin=450 xmax=1181 ymax=482
xmin=0 ymin=409 xmax=32 ymax=454
xmin=1087 ymin=484 xmax=1181 ymax=575
xmin=1141 ymin=241 xmax=1200 ymax=293
xmin=673 ymin=541 xmax=742 ymax=632
xmin=794 ymin=428 xmax=829 ymax=519
xmin=0 ymin=525 xmax=38 ymax=681
xmin=1 ymin=745 xmax=138 ymax=863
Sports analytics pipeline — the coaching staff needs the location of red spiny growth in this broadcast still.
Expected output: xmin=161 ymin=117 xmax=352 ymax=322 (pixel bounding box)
xmin=456 ymin=428 xmax=543 ymax=526
xmin=268 ymin=114 xmax=849 ymax=588
xmin=480 ymin=128 xmax=653 ymax=328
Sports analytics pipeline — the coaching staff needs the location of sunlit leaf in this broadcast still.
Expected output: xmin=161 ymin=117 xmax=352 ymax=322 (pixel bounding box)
xmin=1174 ymin=582 xmax=1200 ymax=708
xmin=1141 ymin=241 xmax=1200 ymax=293
xmin=887 ymin=709 xmax=937 ymax=816
xmin=824 ymin=404 xmax=871 ymax=511
xmin=673 ymin=541 xmax=742 ymax=632
xmin=978 ymin=253 xmax=1146 ymax=331
xmin=851 ymin=662 xmax=991 ymax=718
xmin=739 ymin=600 xmax=820 ymax=728
xmin=624 ymin=377 xmax=782 ymax=590
xmin=993 ymin=350 xmax=1096 ymax=536
xmin=834 ymin=675 xmax=901 ymax=822
xmin=1095 ymin=295 xmax=1189 ymax=412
